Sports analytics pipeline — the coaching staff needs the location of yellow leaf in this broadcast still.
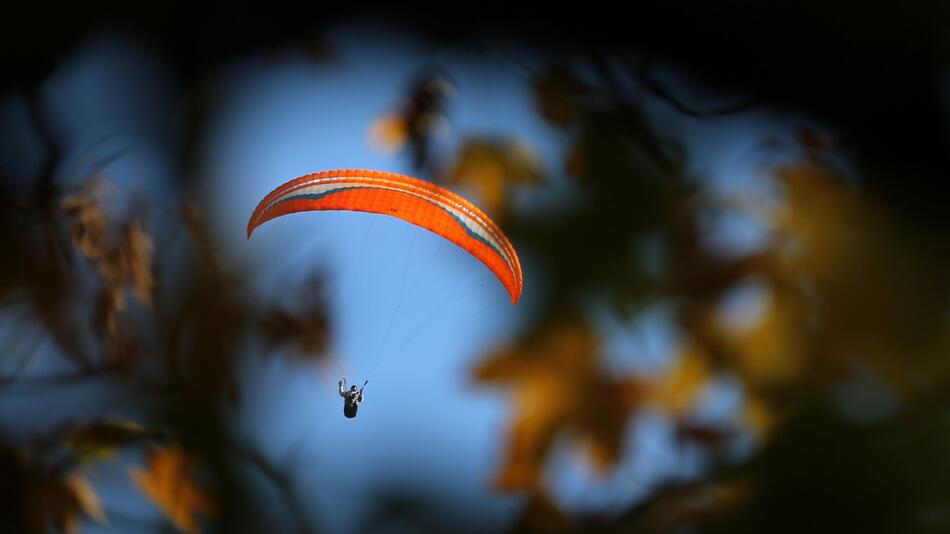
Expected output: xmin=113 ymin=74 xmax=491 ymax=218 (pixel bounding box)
xmin=61 ymin=177 xmax=156 ymax=365
xmin=447 ymin=138 xmax=543 ymax=217
xmin=32 ymin=473 xmax=107 ymax=534
xmin=130 ymin=446 xmax=217 ymax=534
xmin=61 ymin=178 xmax=112 ymax=261
xmin=648 ymin=342 xmax=713 ymax=415
xmin=65 ymin=475 xmax=108 ymax=526
xmin=742 ymin=394 xmax=777 ymax=439
xmin=759 ymin=163 xmax=950 ymax=389
xmin=125 ymin=222 xmax=155 ymax=305
xmin=729 ymin=287 xmax=808 ymax=388
xmin=475 ymin=316 xmax=642 ymax=490
xmin=368 ymin=113 xmax=408 ymax=153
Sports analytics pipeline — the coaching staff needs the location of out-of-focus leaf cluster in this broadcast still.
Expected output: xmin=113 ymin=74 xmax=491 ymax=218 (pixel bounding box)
xmin=461 ymin=59 xmax=950 ymax=533
xmin=0 ymin=113 xmax=331 ymax=531
xmin=370 ymin=71 xmax=455 ymax=171
xmin=0 ymin=419 xmax=212 ymax=534
xmin=61 ymin=178 xmax=155 ymax=365
xmin=131 ymin=446 xmax=218 ymax=534
xmin=476 ymin=315 xmax=644 ymax=491
xmin=445 ymin=138 xmax=543 ymax=219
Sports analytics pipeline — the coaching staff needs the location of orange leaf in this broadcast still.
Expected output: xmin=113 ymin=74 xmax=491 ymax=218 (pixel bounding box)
xmin=368 ymin=113 xmax=408 ymax=153
xmin=475 ymin=316 xmax=642 ymax=491
xmin=130 ymin=446 xmax=217 ymax=534
xmin=65 ymin=475 xmax=107 ymax=527
xmin=32 ymin=473 xmax=107 ymax=534
xmin=446 ymin=138 xmax=543 ymax=218
xmin=648 ymin=341 xmax=713 ymax=416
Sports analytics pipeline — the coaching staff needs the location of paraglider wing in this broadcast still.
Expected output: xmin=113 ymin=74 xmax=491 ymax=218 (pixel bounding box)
xmin=247 ymin=169 xmax=523 ymax=304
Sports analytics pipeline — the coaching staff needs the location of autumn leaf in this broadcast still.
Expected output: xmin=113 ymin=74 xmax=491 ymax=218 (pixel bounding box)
xmin=64 ymin=475 xmax=108 ymax=527
xmin=767 ymin=163 xmax=949 ymax=389
xmin=725 ymin=286 xmax=809 ymax=390
xmin=61 ymin=178 xmax=155 ymax=366
xmin=368 ymin=73 xmax=454 ymax=170
xmin=98 ymin=221 xmax=155 ymax=311
xmin=61 ymin=179 xmax=155 ymax=311
xmin=742 ymin=393 xmax=778 ymax=439
xmin=130 ymin=446 xmax=217 ymax=534
xmin=475 ymin=316 xmax=642 ymax=491
xmin=60 ymin=177 xmax=113 ymax=261
xmin=445 ymin=137 xmax=543 ymax=218
xmin=123 ymin=221 xmax=155 ymax=305
xmin=31 ymin=473 xmax=107 ymax=534
xmin=647 ymin=341 xmax=714 ymax=416
xmin=369 ymin=113 xmax=409 ymax=153
xmin=68 ymin=419 xmax=168 ymax=463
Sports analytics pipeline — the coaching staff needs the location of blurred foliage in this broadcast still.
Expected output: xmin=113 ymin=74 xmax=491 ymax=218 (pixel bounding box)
xmin=444 ymin=137 xmax=543 ymax=219
xmin=0 ymin=420 xmax=169 ymax=533
xmin=61 ymin=178 xmax=155 ymax=365
xmin=131 ymin=446 xmax=218 ymax=534
xmin=475 ymin=315 xmax=643 ymax=490
xmin=369 ymin=71 xmax=455 ymax=172
xmin=2 ymin=3 xmax=950 ymax=534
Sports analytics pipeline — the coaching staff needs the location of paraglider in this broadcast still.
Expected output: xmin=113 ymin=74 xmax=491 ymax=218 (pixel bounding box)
xmin=247 ymin=168 xmax=523 ymax=303
xmin=338 ymin=377 xmax=367 ymax=418
xmin=248 ymin=169 xmax=524 ymax=418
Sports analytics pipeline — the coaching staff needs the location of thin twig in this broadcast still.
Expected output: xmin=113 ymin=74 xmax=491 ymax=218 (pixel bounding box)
xmin=631 ymin=56 xmax=759 ymax=118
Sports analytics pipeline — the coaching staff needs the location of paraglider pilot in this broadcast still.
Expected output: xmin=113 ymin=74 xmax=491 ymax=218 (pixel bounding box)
xmin=339 ymin=377 xmax=366 ymax=418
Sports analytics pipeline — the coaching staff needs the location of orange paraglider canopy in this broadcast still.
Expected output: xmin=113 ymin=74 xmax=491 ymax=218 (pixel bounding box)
xmin=247 ymin=169 xmax=523 ymax=304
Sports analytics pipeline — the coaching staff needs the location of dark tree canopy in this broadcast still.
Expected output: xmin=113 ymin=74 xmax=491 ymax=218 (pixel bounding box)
xmin=2 ymin=2 xmax=949 ymax=533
